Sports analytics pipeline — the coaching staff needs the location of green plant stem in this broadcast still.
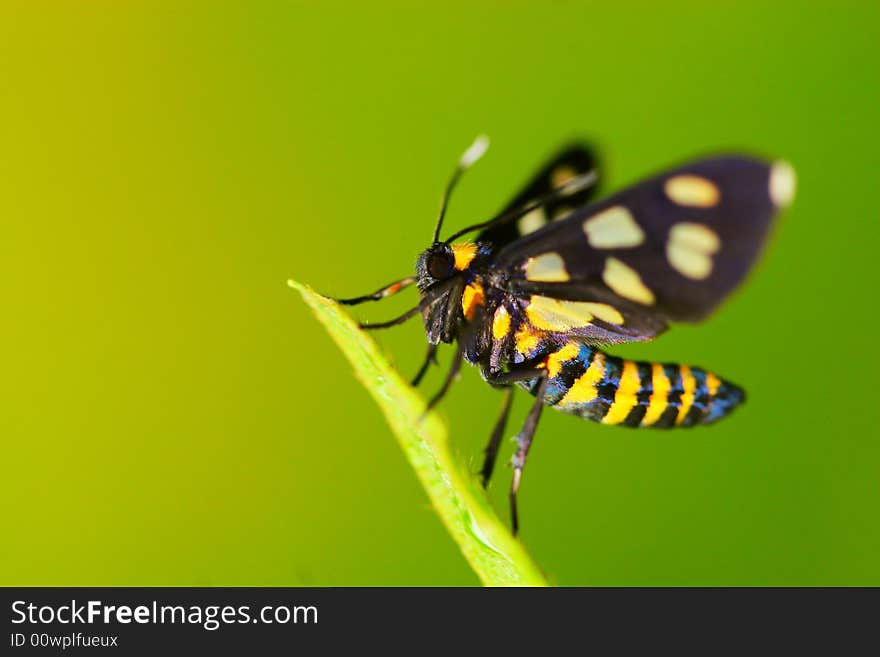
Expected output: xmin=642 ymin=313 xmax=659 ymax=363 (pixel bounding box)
xmin=289 ymin=280 xmax=548 ymax=586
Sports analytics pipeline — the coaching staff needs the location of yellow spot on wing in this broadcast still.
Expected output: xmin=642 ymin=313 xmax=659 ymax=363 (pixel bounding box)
xmin=545 ymin=343 xmax=580 ymax=378
xmin=641 ymin=363 xmax=671 ymax=426
xmin=525 ymin=252 xmax=570 ymax=282
xmin=602 ymin=257 xmax=656 ymax=305
xmin=515 ymin=324 xmax=541 ymax=356
xmin=526 ymin=296 xmax=624 ymax=331
xmin=602 ymin=359 xmax=641 ymax=425
xmin=769 ymin=160 xmax=796 ymax=208
xmin=582 ymin=205 xmax=645 ymax=249
xmin=583 ymin=302 xmax=625 ymax=325
xmin=559 ymin=352 xmax=606 ymax=406
xmin=461 ymin=282 xmax=484 ymax=320
xmin=664 ymin=175 xmax=721 ymax=207
xmin=552 ymin=204 xmax=574 ymax=220
xmin=492 ymin=305 xmax=511 ymax=340
xmin=452 ymin=242 xmax=478 ymax=270
xmin=666 ymin=222 xmax=721 ymax=280
xmin=675 ymin=365 xmax=696 ymax=424
xmin=551 ymin=164 xmax=579 ymax=189
xmin=518 ymin=207 xmax=546 ymax=235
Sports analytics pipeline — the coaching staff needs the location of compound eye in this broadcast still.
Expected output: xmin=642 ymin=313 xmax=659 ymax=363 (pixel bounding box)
xmin=427 ymin=249 xmax=454 ymax=280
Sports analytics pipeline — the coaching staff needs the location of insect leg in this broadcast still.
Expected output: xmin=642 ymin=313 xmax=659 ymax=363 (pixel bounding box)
xmin=411 ymin=343 xmax=438 ymax=387
xmin=510 ymin=374 xmax=549 ymax=536
xmin=358 ymin=305 xmax=421 ymax=330
xmin=421 ymin=282 xmax=482 ymax=405
xmin=479 ymin=362 xmax=550 ymax=532
xmin=423 ymin=344 xmax=464 ymax=416
xmin=333 ymin=276 xmax=417 ymax=306
xmin=357 ymin=277 xmax=455 ymax=331
xmin=480 ymin=386 xmax=513 ymax=488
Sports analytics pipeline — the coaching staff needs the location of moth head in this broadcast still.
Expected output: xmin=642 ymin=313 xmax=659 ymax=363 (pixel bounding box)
xmin=416 ymin=242 xmax=456 ymax=289
xmin=416 ymin=243 xmax=462 ymax=344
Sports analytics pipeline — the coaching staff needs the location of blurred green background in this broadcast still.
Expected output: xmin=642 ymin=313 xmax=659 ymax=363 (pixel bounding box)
xmin=2 ymin=1 xmax=878 ymax=586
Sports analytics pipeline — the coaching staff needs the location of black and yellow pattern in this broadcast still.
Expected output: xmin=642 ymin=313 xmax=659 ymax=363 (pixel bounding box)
xmin=518 ymin=341 xmax=743 ymax=429
xmin=338 ymin=137 xmax=794 ymax=533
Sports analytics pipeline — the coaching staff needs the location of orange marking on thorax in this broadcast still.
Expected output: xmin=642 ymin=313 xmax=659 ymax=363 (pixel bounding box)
xmin=461 ymin=282 xmax=485 ymax=320
xmin=452 ymin=242 xmax=478 ymax=270
xmin=492 ymin=305 xmax=511 ymax=340
xmin=515 ymin=324 xmax=541 ymax=356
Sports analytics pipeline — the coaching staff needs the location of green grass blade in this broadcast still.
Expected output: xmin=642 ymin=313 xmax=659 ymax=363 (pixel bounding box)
xmin=289 ymin=280 xmax=549 ymax=586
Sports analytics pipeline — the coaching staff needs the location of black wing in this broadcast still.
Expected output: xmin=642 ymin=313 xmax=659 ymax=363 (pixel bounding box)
xmin=478 ymin=143 xmax=601 ymax=248
xmin=492 ymin=155 xmax=795 ymax=343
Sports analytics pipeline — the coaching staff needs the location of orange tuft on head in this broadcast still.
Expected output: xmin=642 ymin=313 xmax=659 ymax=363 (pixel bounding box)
xmin=452 ymin=242 xmax=478 ymax=271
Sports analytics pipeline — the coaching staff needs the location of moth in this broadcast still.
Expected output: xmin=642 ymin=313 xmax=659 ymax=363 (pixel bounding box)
xmin=336 ymin=137 xmax=795 ymax=534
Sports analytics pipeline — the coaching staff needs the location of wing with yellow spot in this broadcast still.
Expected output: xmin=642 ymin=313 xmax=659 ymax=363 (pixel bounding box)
xmin=478 ymin=143 xmax=601 ymax=247
xmin=515 ymin=290 xmax=668 ymax=345
xmin=493 ymin=155 xmax=793 ymax=335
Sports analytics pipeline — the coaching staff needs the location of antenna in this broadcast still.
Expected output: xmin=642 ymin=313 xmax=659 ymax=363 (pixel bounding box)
xmin=430 ymin=135 xmax=490 ymax=244
xmin=442 ymin=168 xmax=597 ymax=244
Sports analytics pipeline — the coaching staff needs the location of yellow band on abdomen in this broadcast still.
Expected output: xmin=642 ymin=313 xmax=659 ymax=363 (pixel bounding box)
xmin=601 ymin=359 xmax=641 ymax=425
xmin=640 ymin=363 xmax=670 ymax=426
xmin=675 ymin=365 xmax=696 ymax=425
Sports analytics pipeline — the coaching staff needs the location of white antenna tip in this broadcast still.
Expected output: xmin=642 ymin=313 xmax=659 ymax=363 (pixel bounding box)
xmin=459 ymin=134 xmax=490 ymax=168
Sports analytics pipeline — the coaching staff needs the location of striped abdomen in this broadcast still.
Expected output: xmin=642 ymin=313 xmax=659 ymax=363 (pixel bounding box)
xmin=520 ymin=342 xmax=744 ymax=428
